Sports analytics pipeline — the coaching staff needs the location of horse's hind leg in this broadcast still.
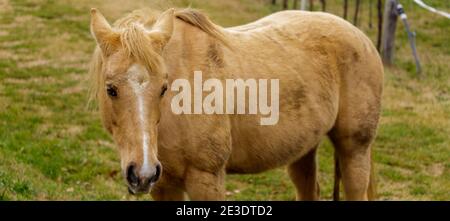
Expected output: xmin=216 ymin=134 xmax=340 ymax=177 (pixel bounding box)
xmin=328 ymin=63 xmax=381 ymax=200
xmin=288 ymin=147 xmax=320 ymax=200
xmin=328 ymin=118 xmax=377 ymax=200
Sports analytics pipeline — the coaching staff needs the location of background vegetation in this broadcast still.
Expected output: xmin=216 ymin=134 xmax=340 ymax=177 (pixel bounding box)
xmin=0 ymin=0 xmax=448 ymax=200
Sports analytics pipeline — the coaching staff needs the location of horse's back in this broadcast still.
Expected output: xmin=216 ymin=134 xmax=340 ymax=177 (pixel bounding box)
xmin=226 ymin=10 xmax=306 ymax=32
xmin=227 ymin=10 xmax=380 ymax=57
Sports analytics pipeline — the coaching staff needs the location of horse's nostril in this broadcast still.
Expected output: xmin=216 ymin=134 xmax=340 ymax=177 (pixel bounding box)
xmin=155 ymin=164 xmax=161 ymax=178
xmin=126 ymin=163 xmax=139 ymax=187
xmin=150 ymin=163 xmax=162 ymax=183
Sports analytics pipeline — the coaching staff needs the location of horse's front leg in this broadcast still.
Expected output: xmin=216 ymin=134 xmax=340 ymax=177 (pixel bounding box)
xmin=185 ymin=166 xmax=226 ymax=200
xmin=151 ymin=185 xmax=185 ymax=201
xmin=150 ymin=173 xmax=186 ymax=201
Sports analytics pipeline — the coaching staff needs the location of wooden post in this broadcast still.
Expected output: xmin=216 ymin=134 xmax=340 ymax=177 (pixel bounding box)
xmin=354 ymin=0 xmax=361 ymax=26
xmin=320 ymin=0 xmax=326 ymax=11
xmin=283 ymin=0 xmax=288 ymax=9
xmin=381 ymin=0 xmax=398 ymax=65
xmin=293 ymin=0 xmax=298 ymax=9
xmin=369 ymin=0 xmax=373 ymax=28
xmin=309 ymin=0 xmax=314 ymax=11
xmin=377 ymin=0 xmax=383 ymax=51
xmin=343 ymin=0 xmax=348 ymax=19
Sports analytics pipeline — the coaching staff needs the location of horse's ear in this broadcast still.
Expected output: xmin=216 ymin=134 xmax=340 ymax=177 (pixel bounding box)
xmin=90 ymin=8 xmax=119 ymax=56
xmin=147 ymin=8 xmax=175 ymax=52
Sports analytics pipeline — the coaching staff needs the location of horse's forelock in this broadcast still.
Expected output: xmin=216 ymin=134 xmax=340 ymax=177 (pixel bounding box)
xmin=120 ymin=23 xmax=163 ymax=74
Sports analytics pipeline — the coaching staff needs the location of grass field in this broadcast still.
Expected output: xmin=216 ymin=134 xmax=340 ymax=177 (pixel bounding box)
xmin=0 ymin=0 xmax=449 ymax=200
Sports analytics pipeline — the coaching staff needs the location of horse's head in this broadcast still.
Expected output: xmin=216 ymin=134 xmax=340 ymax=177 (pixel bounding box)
xmin=90 ymin=8 xmax=173 ymax=194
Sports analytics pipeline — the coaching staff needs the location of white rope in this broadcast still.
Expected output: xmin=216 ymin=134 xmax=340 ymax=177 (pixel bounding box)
xmin=413 ymin=0 xmax=450 ymax=19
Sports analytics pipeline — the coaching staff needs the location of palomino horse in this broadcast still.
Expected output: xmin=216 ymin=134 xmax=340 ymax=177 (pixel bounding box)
xmin=89 ymin=7 xmax=383 ymax=200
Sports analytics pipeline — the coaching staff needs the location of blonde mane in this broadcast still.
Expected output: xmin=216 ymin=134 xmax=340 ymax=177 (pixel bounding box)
xmin=88 ymin=8 xmax=229 ymax=107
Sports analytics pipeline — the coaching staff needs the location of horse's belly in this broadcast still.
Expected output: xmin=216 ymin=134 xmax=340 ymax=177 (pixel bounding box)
xmin=226 ymin=141 xmax=307 ymax=174
xmin=225 ymin=114 xmax=327 ymax=174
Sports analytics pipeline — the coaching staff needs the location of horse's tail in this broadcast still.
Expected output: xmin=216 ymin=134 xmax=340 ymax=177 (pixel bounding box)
xmin=333 ymin=151 xmax=377 ymax=201
xmin=333 ymin=151 xmax=341 ymax=201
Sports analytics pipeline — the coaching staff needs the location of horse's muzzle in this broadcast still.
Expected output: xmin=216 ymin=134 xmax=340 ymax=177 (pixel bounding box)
xmin=125 ymin=162 xmax=161 ymax=195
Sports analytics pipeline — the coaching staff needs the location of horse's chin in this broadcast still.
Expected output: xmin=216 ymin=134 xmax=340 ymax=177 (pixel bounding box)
xmin=127 ymin=186 xmax=151 ymax=195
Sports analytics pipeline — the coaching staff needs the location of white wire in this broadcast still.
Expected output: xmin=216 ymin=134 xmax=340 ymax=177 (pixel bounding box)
xmin=413 ymin=0 xmax=450 ymax=19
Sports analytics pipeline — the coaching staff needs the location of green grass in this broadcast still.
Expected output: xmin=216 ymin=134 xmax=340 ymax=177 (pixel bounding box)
xmin=0 ymin=0 xmax=449 ymax=200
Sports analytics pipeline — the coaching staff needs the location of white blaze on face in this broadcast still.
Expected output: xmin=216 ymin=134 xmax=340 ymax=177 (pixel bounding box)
xmin=127 ymin=64 xmax=153 ymax=177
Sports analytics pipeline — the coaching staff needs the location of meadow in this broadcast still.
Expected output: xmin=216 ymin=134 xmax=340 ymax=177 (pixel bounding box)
xmin=0 ymin=0 xmax=448 ymax=200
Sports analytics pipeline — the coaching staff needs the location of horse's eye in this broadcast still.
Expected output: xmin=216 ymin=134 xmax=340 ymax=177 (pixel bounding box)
xmin=160 ymin=84 xmax=168 ymax=97
xmin=106 ymin=85 xmax=118 ymax=97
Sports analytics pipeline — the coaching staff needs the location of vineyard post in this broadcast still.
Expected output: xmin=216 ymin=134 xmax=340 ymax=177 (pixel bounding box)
xmin=381 ymin=0 xmax=398 ymax=65
xmin=377 ymin=0 xmax=383 ymax=51
xmin=320 ymin=0 xmax=326 ymax=11
xmin=354 ymin=0 xmax=361 ymax=26
xmin=283 ymin=0 xmax=288 ymax=9
xmin=344 ymin=0 xmax=348 ymax=19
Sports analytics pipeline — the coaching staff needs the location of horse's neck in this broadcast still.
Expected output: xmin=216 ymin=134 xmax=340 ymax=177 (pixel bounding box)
xmin=163 ymin=20 xmax=224 ymax=80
